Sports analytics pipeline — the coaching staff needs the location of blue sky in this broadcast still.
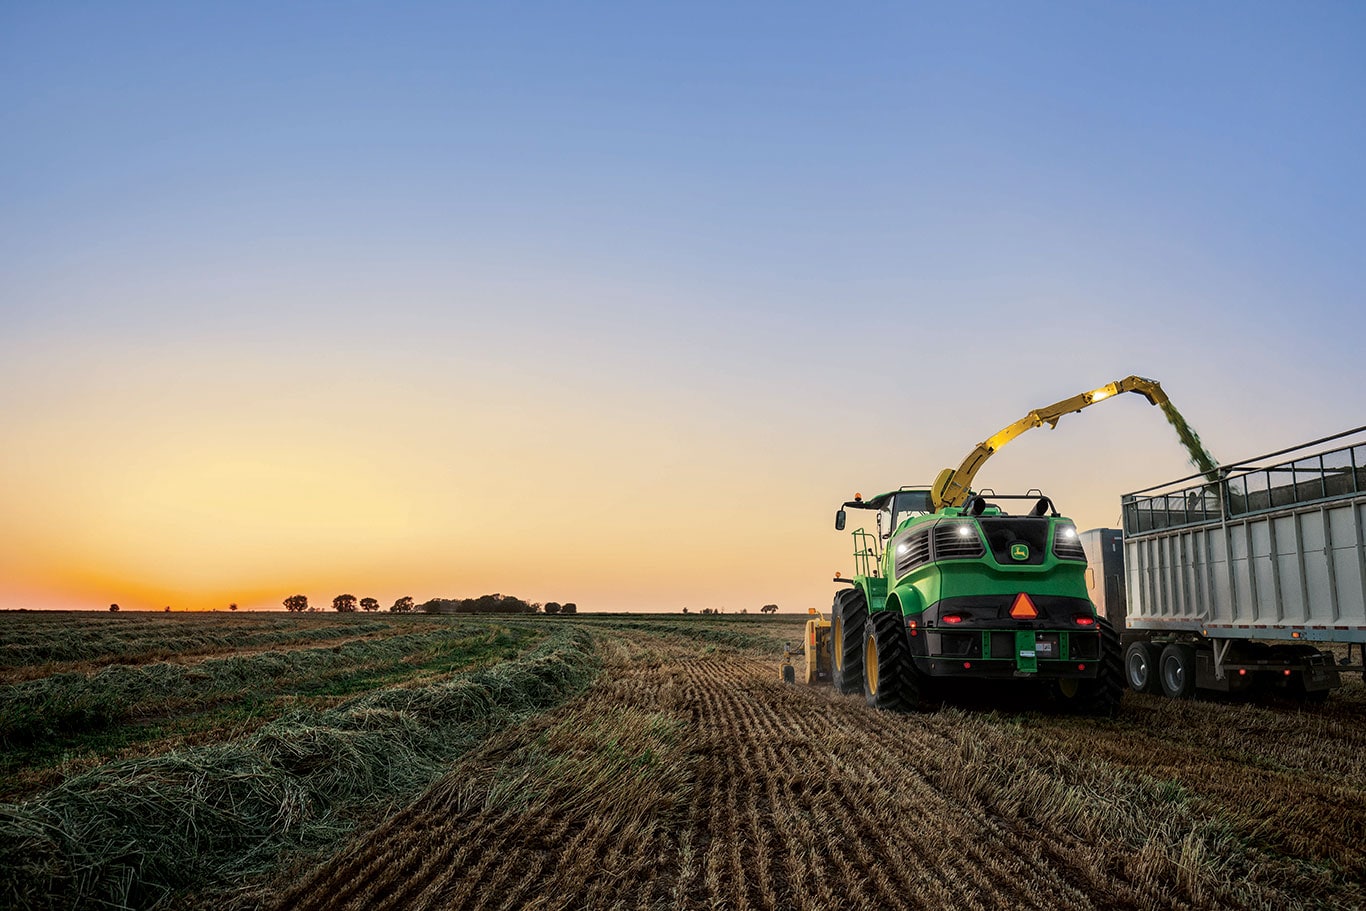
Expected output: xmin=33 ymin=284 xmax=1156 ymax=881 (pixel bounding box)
xmin=2 ymin=2 xmax=1363 ymax=610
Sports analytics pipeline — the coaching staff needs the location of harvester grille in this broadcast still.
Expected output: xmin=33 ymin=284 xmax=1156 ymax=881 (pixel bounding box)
xmin=933 ymin=523 xmax=986 ymax=560
xmin=1052 ymin=526 xmax=1087 ymax=561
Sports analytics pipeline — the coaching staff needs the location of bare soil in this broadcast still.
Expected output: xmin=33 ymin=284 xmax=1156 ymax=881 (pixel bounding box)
xmin=264 ymin=623 xmax=1366 ymax=911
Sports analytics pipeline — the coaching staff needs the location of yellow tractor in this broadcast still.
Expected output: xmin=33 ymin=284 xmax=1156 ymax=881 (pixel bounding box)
xmin=780 ymin=608 xmax=832 ymax=685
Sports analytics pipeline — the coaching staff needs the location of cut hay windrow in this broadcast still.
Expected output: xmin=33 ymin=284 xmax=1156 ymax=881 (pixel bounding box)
xmin=0 ymin=627 xmax=597 ymax=911
xmin=0 ymin=617 xmax=398 ymax=671
xmin=0 ymin=626 xmax=538 ymax=749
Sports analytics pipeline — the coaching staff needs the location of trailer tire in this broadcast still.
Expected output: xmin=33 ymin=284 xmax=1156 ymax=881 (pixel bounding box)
xmin=862 ymin=609 xmax=923 ymax=711
xmin=1158 ymin=643 xmax=1197 ymax=699
xmin=1053 ymin=616 xmax=1123 ymax=716
xmin=830 ymin=588 xmax=867 ymax=695
xmin=782 ymin=664 xmax=796 ymax=685
xmin=1124 ymin=641 xmax=1161 ymax=694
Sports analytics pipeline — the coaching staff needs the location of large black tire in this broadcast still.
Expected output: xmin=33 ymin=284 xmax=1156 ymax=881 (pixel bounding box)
xmin=1052 ymin=616 xmax=1124 ymax=716
xmin=829 ymin=588 xmax=867 ymax=695
xmin=862 ymin=610 xmax=917 ymax=711
xmin=1124 ymin=640 xmax=1161 ymax=694
xmin=1158 ymin=643 xmax=1197 ymax=698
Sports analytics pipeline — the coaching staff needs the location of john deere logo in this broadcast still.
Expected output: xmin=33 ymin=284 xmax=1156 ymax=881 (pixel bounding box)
xmin=1010 ymin=543 xmax=1030 ymax=561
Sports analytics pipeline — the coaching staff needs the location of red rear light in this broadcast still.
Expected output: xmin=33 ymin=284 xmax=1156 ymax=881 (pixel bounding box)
xmin=1077 ymin=664 xmax=1086 ymax=671
xmin=1074 ymin=615 xmax=1095 ymax=626
xmin=942 ymin=614 xmax=964 ymax=625
xmin=1238 ymin=668 xmax=1246 ymax=676
xmin=963 ymin=662 xmax=971 ymax=669
xmin=907 ymin=619 xmax=917 ymax=628
xmin=1284 ymin=669 xmax=1292 ymax=676
xmin=1009 ymin=593 xmax=1038 ymax=620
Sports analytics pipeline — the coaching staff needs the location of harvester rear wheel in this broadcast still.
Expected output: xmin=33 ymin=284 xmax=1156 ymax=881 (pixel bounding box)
xmin=1052 ymin=616 xmax=1124 ymax=716
xmin=862 ymin=609 xmax=920 ymax=711
xmin=830 ymin=588 xmax=866 ymax=695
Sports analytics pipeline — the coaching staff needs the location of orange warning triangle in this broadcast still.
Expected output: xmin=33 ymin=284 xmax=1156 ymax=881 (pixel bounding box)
xmin=1009 ymin=592 xmax=1039 ymax=619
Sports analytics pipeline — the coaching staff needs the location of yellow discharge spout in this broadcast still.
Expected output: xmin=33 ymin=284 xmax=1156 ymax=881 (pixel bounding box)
xmin=930 ymin=376 xmax=1173 ymax=510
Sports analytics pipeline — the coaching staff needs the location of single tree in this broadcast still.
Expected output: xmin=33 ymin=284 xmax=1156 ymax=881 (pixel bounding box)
xmin=761 ymin=604 xmax=779 ymax=615
xmin=544 ymin=601 xmax=561 ymax=615
xmin=228 ymin=602 xmax=238 ymax=612
xmin=682 ymin=606 xmax=689 ymax=614
xmin=283 ymin=594 xmax=309 ymax=612
xmin=333 ymin=593 xmax=359 ymax=613
xmin=390 ymin=596 xmax=415 ymax=613
xmin=164 ymin=606 xmax=171 ymax=612
xmin=562 ymin=602 xmax=577 ymax=615
xmin=109 ymin=603 xmax=119 ymax=612
xmin=360 ymin=597 xmax=380 ymax=612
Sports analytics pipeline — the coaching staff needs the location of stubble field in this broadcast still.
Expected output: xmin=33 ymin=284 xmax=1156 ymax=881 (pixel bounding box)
xmin=1 ymin=611 xmax=1364 ymax=910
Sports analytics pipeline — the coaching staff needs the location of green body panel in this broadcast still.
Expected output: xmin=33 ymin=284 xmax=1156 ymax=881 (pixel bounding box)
xmin=1014 ymin=631 xmax=1038 ymax=673
xmin=879 ymin=512 xmax=1090 ymax=617
xmin=854 ymin=575 xmax=887 ymax=613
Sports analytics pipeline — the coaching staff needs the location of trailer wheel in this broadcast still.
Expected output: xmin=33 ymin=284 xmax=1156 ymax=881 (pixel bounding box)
xmin=830 ymin=588 xmax=867 ymax=695
xmin=1158 ymin=644 xmax=1197 ymax=699
xmin=862 ymin=609 xmax=923 ymax=711
xmin=1124 ymin=641 xmax=1161 ymax=694
xmin=1052 ymin=616 xmax=1124 ymax=716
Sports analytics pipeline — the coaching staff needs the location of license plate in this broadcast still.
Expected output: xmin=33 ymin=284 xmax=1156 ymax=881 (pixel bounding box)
xmin=1035 ymin=637 xmax=1056 ymax=658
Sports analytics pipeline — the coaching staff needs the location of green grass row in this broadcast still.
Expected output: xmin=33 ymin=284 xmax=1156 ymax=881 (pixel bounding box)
xmin=0 ymin=615 xmax=403 ymax=669
xmin=0 ymin=624 xmax=542 ymax=787
xmin=0 ymin=625 xmax=598 ymax=911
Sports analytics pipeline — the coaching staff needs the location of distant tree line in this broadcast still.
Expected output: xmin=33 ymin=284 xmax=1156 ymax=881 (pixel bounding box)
xmin=419 ymin=593 xmax=577 ymax=615
xmin=282 ymin=594 xmax=417 ymax=613
xmin=683 ymin=604 xmax=780 ymax=615
xmin=278 ymin=593 xmax=573 ymax=614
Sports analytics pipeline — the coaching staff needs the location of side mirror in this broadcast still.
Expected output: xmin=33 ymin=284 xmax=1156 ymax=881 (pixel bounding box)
xmin=834 ymin=509 xmax=846 ymax=531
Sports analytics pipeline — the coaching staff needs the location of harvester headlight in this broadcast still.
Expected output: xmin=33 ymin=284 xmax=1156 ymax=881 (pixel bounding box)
xmin=958 ymin=525 xmax=973 ymax=537
xmin=896 ymin=542 xmax=908 ymax=555
xmin=1062 ymin=527 xmax=1077 ymax=539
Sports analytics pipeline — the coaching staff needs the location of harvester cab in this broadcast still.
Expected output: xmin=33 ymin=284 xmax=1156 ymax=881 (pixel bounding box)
xmin=815 ymin=375 xmax=1178 ymax=715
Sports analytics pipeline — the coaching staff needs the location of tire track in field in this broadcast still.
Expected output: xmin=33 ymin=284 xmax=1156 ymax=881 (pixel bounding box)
xmin=671 ymin=655 xmax=1096 ymax=911
xmin=265 ymin=628 xmax=1326 ymax=911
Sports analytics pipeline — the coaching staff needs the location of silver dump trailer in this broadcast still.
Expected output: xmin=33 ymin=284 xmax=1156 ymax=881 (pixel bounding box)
xmin=1116 ymin=426 xmax=1366 ymax=702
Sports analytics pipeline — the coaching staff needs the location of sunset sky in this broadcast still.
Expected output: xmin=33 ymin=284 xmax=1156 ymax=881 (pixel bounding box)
xmin=3 ymin=3 xmax=1363 ymax=612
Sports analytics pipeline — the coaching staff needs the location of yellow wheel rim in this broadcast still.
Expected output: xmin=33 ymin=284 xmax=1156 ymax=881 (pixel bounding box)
xmin=865 ymin=636 xmax=879 ymax=694
xmin=832 ymin=618 xmax=842 ymax=670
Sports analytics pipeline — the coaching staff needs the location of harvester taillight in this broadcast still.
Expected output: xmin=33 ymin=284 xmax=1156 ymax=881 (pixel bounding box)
xmin=1074 ymin=615 xmax=1095 ymax=627
xmin=907 ymin=618 xmax=918 ymax=638
xmin=942 ymin=614 xmax=964 ymax=625
xmin=1009 ymin=593 xmax=1038 ymax=620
